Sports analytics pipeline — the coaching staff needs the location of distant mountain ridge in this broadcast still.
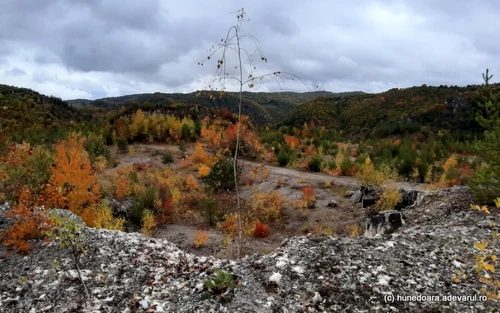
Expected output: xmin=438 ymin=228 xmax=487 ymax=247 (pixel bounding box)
xmin=67 ymin=90 xmax=364 ymax=125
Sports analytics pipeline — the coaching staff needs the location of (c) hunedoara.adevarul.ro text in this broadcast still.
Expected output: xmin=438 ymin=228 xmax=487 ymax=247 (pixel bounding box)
xmin=384 ymin=294 xmax=487 ymax=303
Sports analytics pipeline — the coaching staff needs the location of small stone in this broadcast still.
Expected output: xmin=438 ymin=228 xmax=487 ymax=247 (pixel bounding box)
xmin=276 ymin=257 xmax=288 ymax=268
xmin=269 ymin=272 xmax=282 ymax=284
xmin=312 ymin=292 xmax=322 ymax=304
xmin=377 ymin=275 xmax=391 ymax=286
xmin=139 ymin=299 xmax=149 ymax=310
xmin=326 ymin=200 xmax=339 ymax=208
xmin=344 ymin=190 xmax=355 ymax=198
xmin=350 ymin=189 xmax=363 ymax=203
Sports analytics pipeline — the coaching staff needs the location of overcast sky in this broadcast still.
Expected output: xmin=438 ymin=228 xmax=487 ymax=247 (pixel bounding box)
xmin=0 ymin=0 xmax=498 ymax=100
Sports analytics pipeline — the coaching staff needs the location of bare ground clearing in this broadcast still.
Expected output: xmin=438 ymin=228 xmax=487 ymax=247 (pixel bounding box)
xmin=106 ymin=144 xmax=426 ymax=258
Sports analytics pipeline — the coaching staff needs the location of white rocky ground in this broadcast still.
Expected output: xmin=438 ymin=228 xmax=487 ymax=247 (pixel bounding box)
xmin=0 ymin=186 xmax=499 ymax=312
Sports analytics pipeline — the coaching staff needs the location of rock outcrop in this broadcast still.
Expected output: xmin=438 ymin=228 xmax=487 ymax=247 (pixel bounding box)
xmin=364 ymin=210 xmax=404 ymax=236
xmin=350 ymin=186 xmax=419 ymax=210
xmin=0 ymin=187 xmax=499 ymax=312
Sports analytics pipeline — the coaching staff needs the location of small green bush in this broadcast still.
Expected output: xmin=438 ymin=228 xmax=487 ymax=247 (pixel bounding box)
xmin=203 ymin=268 xmax=235 ymax=295
xmin=162 ymin=152 xmax=174 ymax=164
xmin=203 ymin=156 xmax=241 ymax=191
xmin=340 ymin=157 xmax=354 ymax=174
xmin=194 ymin=121 xmax=202 ymax=137
xmin=117 ymin=136 xmax=128 ymax=153
xmin=181 ymin=124 xmax=192 ymax=140
xmin=277 ymin=149 xmax=290 ymax=166
xmin=129 ymin=185 xmax=158 ymax=224
xmin=308 ymin=156 xmax=323 ymax=172
xmin=45 ymin=210 xmax=90 ymax=298
xmin=178 ymin=144 xmax=187 ymax=154
xmin=84 ymin=132 xmax=110 ymax=164
xmin=200 ymin=190 xmax=223 ymax=226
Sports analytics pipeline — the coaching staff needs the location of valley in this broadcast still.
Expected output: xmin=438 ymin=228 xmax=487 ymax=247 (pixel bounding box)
xmin=1 ymin=2 xmax=500 ymax=311
xmin=0 ymin=80 xmax=499 ymax=312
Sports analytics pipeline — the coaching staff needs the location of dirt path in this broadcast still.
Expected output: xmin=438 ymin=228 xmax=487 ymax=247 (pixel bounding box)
xmin=241 ymin=160 xmax=426 ymax=191
xmin=123 ymin=144 xmax=426 ymax=191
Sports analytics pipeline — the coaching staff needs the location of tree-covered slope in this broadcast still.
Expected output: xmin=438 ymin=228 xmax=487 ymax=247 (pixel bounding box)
xmin=282 ymin=84 xmax=493 ymax=140
xmin=0 ymin=84 xmax=81 ymax=137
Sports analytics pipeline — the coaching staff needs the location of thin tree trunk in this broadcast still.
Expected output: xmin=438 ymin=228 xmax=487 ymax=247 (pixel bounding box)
xmin=235 ymin=26 xmax=243 ymax=259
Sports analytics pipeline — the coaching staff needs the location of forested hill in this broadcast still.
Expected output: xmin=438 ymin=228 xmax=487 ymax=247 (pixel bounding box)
xmin=67 ymin=90 xmax=363 ymax=125
xmin=0 ymin=84 xmax=81 ymax=139
xmin=281 ymin=84 xmax=498 ymax=140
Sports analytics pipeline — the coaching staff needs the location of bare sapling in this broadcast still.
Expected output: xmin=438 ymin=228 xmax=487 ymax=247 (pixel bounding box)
xmin=198 ymin=8 xmax=312 ymax=258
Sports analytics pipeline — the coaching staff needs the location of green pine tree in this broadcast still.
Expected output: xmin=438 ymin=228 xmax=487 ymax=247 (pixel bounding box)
xmin=468 ymin=70 xmax=500 ymax=203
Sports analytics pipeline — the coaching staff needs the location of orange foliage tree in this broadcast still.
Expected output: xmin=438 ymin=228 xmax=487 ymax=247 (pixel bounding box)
xmin=1 ymin=143 xmax=53 ymax=254
xmin=2 ymin=187 xmax=51 ymax=254
xmin=198 ymin=164 xmax=211 ymax=177
xmin=185 ymin=175 xmax=200 ymax=190
xmin=47 ymin=133 xmax=101 ymax=225
xmin=252 ymin=220 xmax=269 ymax=238
xmin=302 ymin=186 xmax=315 ymax=204
xmin=113 ymin=174 xmax=132 ymax=200
xmin=284 ymin=135 xmax=300 ymax=149
xmin=193 ymin=230 xmax=209 ymax=248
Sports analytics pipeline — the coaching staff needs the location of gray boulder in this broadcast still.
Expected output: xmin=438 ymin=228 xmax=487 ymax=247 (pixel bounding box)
xmin=350 ymin=185 xmax=383 ymax=207
xmin=349 ymin=189 xmax=363 ymax=203
xmin=51 ymin=208 xmax=86 ymax=226
xmin=0 ymin=202 xmax=11 ymax=227
xmin=108 ymin=198 xmax=136 ymax=217
xmin=395 ymin=189 xmax=419 ymax=210
xmin=364 ymin=210 xmax=403 ymax=237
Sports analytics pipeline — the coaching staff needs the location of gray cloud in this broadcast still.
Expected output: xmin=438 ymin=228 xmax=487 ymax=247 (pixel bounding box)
xmin=0 ymin=0 xmax=498 ymax=99
xmin=3 ymin=68 xmax=26 ymax=77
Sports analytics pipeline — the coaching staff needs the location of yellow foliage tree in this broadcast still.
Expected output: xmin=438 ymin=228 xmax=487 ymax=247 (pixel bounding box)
xmin=355 ymin=157 xmax=398 ymax=186
xmin=165 ymin=115 xmax=182 ymax=140
xmin=185 ymin=175 xmax=200 ymax=190
xmin=87 ymin=199 xmax=125 ymax=230
xmin=140 ymin=209 xmax=156 ymax=236
xmin=129 ymin=109 xmax=146 ymax=139
xmin=248 ymin=190 xmax=286 ymax=223
xmin=438 ymin=156 xmax=460 ymax=187
xmin=373 ymin=182 xmax=401 ymax=212
xmin=191 ymin=143 xmax=209 ymax=164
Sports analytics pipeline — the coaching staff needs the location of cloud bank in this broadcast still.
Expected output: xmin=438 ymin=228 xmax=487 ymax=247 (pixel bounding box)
xmin=0 ymin=0 xmax=498 ymax=99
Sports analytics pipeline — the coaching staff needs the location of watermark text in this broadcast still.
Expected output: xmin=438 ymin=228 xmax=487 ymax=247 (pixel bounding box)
xmin=384 ymin=294 xmax=487 ymax=303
